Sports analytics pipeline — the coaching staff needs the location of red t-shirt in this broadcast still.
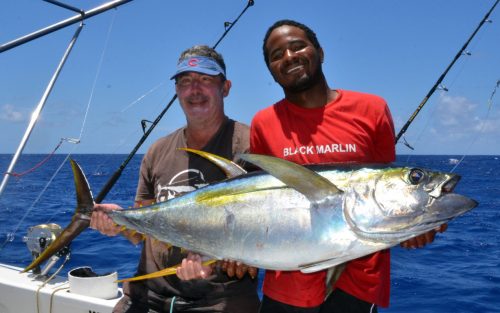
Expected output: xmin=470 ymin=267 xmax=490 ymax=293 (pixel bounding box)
xmin=250 ymin=89 xmax=395 ymax=308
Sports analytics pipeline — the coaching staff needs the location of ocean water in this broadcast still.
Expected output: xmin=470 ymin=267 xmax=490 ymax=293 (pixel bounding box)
xmin=0 ymin=154 xmax=498 ymax=312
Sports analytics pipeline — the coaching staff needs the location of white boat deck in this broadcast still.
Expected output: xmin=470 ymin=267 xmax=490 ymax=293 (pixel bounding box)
xmin=0 ymin=263 xmax=123 ymax=313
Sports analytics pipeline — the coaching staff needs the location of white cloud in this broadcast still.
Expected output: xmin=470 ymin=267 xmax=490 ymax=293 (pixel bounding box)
xmin=473 ymin=116 xmax=500 ymax=133
xmin=0 ymin=104 xmax=25 ymax=122
xmin=433 ymin=94 xmax=500 ymax=138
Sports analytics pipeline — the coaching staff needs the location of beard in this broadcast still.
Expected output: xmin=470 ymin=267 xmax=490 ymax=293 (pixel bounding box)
xmin=278 ymin=66 xmax=323 ymax=93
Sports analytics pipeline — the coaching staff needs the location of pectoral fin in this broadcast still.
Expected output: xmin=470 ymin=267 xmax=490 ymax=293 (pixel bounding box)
xmin=116 ymin=259 xmax=217 ymax=283
xmin=298 ymin=258 xmax=344 ymax=274
xmin=239 ymin=154 xmax=342 ymax=202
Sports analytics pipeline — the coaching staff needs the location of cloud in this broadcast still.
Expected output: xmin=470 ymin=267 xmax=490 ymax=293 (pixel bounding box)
xmin=430 ymin=94 xmax=500 ymax=141
xmin=0 ymin=104 xmax=25 ymax=122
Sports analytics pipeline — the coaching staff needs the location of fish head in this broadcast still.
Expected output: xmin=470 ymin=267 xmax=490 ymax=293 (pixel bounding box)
xmin=345 ymin=167 xmax=478 ymax=242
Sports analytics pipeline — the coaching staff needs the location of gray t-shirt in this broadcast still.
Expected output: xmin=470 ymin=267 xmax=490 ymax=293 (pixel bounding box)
xmin=115 ymin=118 xmax=259 ymax=313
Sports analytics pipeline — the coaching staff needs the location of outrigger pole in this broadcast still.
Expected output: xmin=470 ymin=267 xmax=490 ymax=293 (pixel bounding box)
xmin=0 ymin=0 xmax=132 ymax=53
xmin=0 ymin=25 xmax=85 ymax=198
xmin=0 ymin=0 xmax=133 ymax=197
xmin=9 ymin=1 xmax=254 ymax=269
xmin=94 ymin=0 xmax=255 ymax=203
xmin=395 ymin=0 xmax=500 ymax=145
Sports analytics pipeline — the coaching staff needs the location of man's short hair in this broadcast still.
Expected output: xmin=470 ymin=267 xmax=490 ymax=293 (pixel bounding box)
xmin=262 ymin=20 xmax=321 ymax=67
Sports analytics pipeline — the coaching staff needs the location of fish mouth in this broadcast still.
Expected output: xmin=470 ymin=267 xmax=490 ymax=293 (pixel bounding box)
xmin=426 ymin=174 xmax=477 ymax=221
xmin=416 ymin=193 xmax=478 ymax=233
xmin=428 ymin=173 xmax=461 ymax=198
xmin=442 ymin=174 xmax=460 ymax=193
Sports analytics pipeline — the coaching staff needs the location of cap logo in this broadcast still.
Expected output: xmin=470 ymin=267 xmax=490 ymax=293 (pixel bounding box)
xmin=188 ymin=58 xmax=198 ymax=67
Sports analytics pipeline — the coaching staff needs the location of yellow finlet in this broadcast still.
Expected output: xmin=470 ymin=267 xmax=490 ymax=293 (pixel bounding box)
xmin=116 ymin=259 xmax=217 ymax=283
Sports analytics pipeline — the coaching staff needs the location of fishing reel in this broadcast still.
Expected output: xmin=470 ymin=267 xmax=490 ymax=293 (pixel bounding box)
xmin=23 ymin=223 xmax=71 ymax=276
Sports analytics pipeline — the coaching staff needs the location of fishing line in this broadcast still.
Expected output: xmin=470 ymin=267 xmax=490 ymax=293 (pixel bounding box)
xmin=1 ymin=1 xmax=255 ymax=253
xmin=77 ymin=9 xmax=117 ymax=142
xmin=0 ymin=151 xmax=75 ymax=252
xmin=41 ymin=12 xmax=118 ymax=221
xmin=402 ymin=90 xmax=447 ymax=165
xmin=401 ymin=2 xmax=497 ymax=164
xmin=444 ymin=28 xmax=486 ymax=93
xmin=0 ymin=19 xmax=86 ymax=250
xmin=2 ymin=139 xmax=65 ymax=178
xmin=1 ymin=8 xmax=117 ymax=185
xmin=396 ymin=0 xmax=500 ymax=145
xmin=55 ymin=11 xmax=124 ymax=179
xmin=120 ymin=81 xmax=167 ymax=113
xmin=65 ymin=0 xmax=254 ymax=183
xmin=449 ymin=79 xmax=499 ymax=173
xmin=81 ymin=82 xmax=172 ymax=179
xmin=93 ymin=0 xmax=255 ymax=204
xmin=404 ymin=32 xmax=493 ymax=166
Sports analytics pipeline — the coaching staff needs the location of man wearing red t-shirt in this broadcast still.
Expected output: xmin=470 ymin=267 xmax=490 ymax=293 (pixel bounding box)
xmin=251 ymin=19 xmax=447 ymax=313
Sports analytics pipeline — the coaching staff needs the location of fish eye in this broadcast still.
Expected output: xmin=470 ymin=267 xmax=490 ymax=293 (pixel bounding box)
xmin=408 ymin=168 xmax=425 ymax=185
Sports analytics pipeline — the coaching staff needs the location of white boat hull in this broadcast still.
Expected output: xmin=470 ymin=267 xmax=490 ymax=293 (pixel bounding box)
xmin=0 ymin=263 xmax=122 ymax=313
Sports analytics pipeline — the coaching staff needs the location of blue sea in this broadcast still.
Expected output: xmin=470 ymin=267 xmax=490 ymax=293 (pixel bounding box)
xmin=0 ymin=154 xmax=499 ymax=312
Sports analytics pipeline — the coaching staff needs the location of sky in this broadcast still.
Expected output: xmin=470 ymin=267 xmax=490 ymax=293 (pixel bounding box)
xmin=1 ymin=0 xmax=499 ymax=156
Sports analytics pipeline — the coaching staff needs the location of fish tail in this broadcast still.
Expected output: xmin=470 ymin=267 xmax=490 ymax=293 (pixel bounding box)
xmin=22 ymin=159 xmax=94 ymax=273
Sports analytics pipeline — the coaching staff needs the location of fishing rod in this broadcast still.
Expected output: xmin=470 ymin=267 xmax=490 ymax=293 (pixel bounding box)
xmin=0 ymin=0 xmax=133 ymax=53
xmin=395 ymin=0 xmax=500 ymax=145
xmin=94 ymin=0 xmax=254 ymax=203
xmin=5 ymin=0 xmax=254 ymax=272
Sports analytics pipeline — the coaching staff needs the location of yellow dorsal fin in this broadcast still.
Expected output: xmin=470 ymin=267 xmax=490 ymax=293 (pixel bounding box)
xmin=179 ymin=148 xmax=246 ymax=178
xmin=239 ymin=153 xmax=343 ymax=202
xmin=116 ymin=259 xmax=217 ymax=283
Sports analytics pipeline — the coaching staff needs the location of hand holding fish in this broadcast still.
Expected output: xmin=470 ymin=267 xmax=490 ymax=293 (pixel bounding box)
xmin=400 ymin=224 xmax=448 ymax=249
xmin=220 ymin=260 xmax=257 ymax=279
xmin=90 ymin=203 xmax=123 ymax=236
xmin=91 ymin=203 xmax=144 ymax=245
xmin=176 ymin=252 xmax=213 ymax=280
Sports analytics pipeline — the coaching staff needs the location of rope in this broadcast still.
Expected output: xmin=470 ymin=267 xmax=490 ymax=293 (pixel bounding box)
xmin=170 ymin=296 xmax=177 ymax=313
xmin=49 ymin=287 xmax=70 ymax=313
xmin=35 ymin=254 xmax=70 ymax=313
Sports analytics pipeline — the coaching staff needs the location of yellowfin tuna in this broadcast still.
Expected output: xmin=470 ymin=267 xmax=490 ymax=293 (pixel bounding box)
xmin=24 ymin=150 xmax=477 ymax=278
